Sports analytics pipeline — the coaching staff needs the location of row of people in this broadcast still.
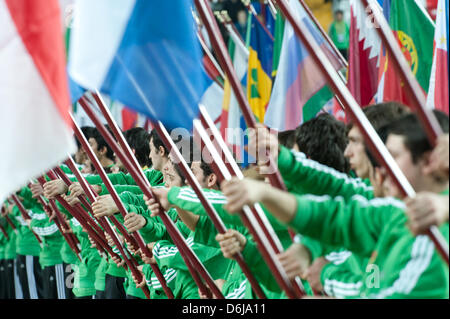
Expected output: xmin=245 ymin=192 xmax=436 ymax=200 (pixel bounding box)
xmin=1 ymin=102 xmax=448 ymax=299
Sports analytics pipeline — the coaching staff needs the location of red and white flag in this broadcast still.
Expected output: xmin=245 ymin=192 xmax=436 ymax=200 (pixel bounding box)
xmin=347 ymin=0 xmax=381 ymax=107
xmin=426 ymin=0 xmax=449 ymax=115
xmin=0 ymin=0 xmax=76 ymax=202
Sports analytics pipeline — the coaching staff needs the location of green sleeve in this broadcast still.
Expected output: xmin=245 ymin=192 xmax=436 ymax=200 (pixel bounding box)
xmin=192 ymin=216 xmax=251 ymax=249
xmin=240 ymin=238 xmax=281 ymax=293
xmin=320 ymin=257 xmax=364 ymax=298
xmin=134 ymin=209 xmax=180 ymax=243
xmin=99 ymin=184 xmax=143 ymax=196
xmin=288 ymin=194 xmax=404 ymax=258
xmin=277 ymin=146 xmax=374 ymax=200
xmin=76 ymin=169 xmax=163 ymax=188
xmin=167 ymin=187 xmax=243 ymax=227
xmin=143 ymin=168 xmax=164 ymax=186
xmin=152 ymin=236 xmax=226 ymax=279
xmin=137 ymin=216 xmax=171 ymax=243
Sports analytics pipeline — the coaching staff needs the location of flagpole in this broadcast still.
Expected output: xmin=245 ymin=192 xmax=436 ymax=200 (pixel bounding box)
xmin=218 ymin=11 xmax=246 ymax=46
xmin=85 ymin=91 xmax=263 ymax=298
xmin=1 ymin=206 xmax=18 ymax=234
xmin=33 ymin=179 xmax=82 ymax=261
xmin=275 ymin=0 xmax=449 ymax=264
xmin=297 ymin=0 xmax=348 ymax=68
xmin=10 ymin=195 xmax=43 ymax=246
xmin=198 ymin=106 xmax=307 ymax=297
xmin=195 ymin=0 xmax=286 ymax=192
xmin=46 ymin=168 xmax=119 ymax=260
xmin=68 ymin=114 xmax=159 ymax=299
xmin=77 ymin=96 xmax=224 ymax=299
xmin=197 ymin=32 xmax=226 ymax=87
xmin=266 ymin=0 xmax=278 ymax=19
xmin=0 ymin=223 xmax=9 ymax=240
xmin=360 ymin=0 xmax=443 ymax=144
xmin=241 ymin=0 xmax=275 ymax=41
xmin=193 ymin=119 xmax=303 ymax=298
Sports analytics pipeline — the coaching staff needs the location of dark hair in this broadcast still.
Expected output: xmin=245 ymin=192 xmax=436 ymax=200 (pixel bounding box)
xmin=75 ymin=126 xmax=96 ymax=149
xmin=90 ymin=125 xmax=115 ymax=161
xmin=295 ymin=113 xmax=350 ymax=173
xmin=278 ymin=129 xmax=297 ymax=149
xmin=347 ymin=102 xmax=410 ymax=134
xmin=123 ymin=127 xmax=151 ymax=167
xmin=353 ymin=102 xmax=410 ymax=167
xmin=187 ymin=139 xmax=215 ymax=178
xmin=376 ymin=110 xmax=449 ymax=164
xmin=149 ymin=129 xmax=169 ymax=157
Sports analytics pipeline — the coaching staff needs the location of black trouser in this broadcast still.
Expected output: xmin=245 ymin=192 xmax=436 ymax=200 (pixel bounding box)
xmin=95 ymin=289 xmax=106 ymax=299
xmin=41 ymin=264 xmax=66 ymax=299
xmin=0 ymin=260 xmax=6 ymax=299
xmin=16 ymin=254 xmax=43 ymax=299
xmin=104 ymin=274 xmax=126 ymax=299
xmin=0 ymin=259 xmax=16 ymax=299
xmin=63 ymin=263 xmax=75 ymax=299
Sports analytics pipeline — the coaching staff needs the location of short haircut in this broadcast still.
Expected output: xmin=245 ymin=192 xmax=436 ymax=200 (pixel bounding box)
xmin=278 ymin=129 xmax=297 ymax=149
xmin=149 ymin=129 xmax=169 ymax=157
xmin=295 ymin=113 xmax=350 ymax=173
xmin=377 ymin=110 xmax=449 ymax=164
xmin=76 ymin=126 xmax=96 ymax=149
xmin=353 ymin=102 xmax=410 ymax=167
xmin=90 ymin=125 xmax=115 ymax=161
xmin=123 ymin=127 xmax=151 ymax=167
xmin=347 ymin=102 xmax=410 ymax=134
xmin=187 ymin=139 xmax=215 ymax=178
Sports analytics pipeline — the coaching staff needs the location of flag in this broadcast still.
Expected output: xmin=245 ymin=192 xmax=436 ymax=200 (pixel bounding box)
xmin=347 ymin=0 xmax=382 ymax=107
xmin=68 ymin=0 xmax=210 ymax=131
xmin=0 ymin=0 xmax=76 ymax=202
xmin=247 ymin=14 xmax=274 ymax=123
xmin=375 ymin=0 xmax=435 ymax=105
xmin=220 ymin=30 xmax=249 ymax=162
xmin=264 ymin=0 xmax=342 ymax=131
xmin=272 ymin=10 xmax=286 ymax=78
xmin=426 ymin=0 xmax=448 ymax=114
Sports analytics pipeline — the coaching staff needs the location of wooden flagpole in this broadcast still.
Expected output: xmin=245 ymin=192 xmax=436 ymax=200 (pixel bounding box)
xmin=77 ymin=96 xmax=224 ymax=299
xmin=10 ymin=195 xmax=43 ymax=245
xmin=45 ymin=169 xmax=117 ymax=261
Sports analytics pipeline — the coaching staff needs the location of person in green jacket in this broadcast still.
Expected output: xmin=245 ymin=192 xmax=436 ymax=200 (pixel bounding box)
xmin=328 ymin=9 xmax=349 ymax=60
xmin=10 ymin=189 xmax=43 ymax=299
xmin=0 ymin=207 xmax=19 ymax=299
xmin=28 ymin=205 xmax=66 ymax=299
xmin=221 ymin=111 xmax=449 ymax=298
xmin=255 ymin=102 xmax=411 ymax=297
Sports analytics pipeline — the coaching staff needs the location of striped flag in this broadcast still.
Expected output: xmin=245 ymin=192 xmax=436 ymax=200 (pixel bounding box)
xmin=426 ymin=0 xmax=448 ymax=114
xmin=264 ymin=0 xmax=342 ymax=131
xmin=0 ymin=0 xmax=76 ymax=202
xmin=220 ymin=28 xmax=249 ymax=161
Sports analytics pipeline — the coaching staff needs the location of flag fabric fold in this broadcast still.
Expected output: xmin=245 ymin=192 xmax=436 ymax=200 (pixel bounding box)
xmin=264 ymin=0 xmax=342 ymax=131
xmin=347 ymin=0 xmax=382 ymax=107
xmin=426 ymin=0 xmax=449 ymax=114
xmin=68 ymin=0 xmax=210 ymax=131
xmin=247 ymin=13 xmax=274 ymax=123
xmin=0 ymin=0 xmax=76 ymax=202
xmin=375 ymin=0 xmax=435 ymax=106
